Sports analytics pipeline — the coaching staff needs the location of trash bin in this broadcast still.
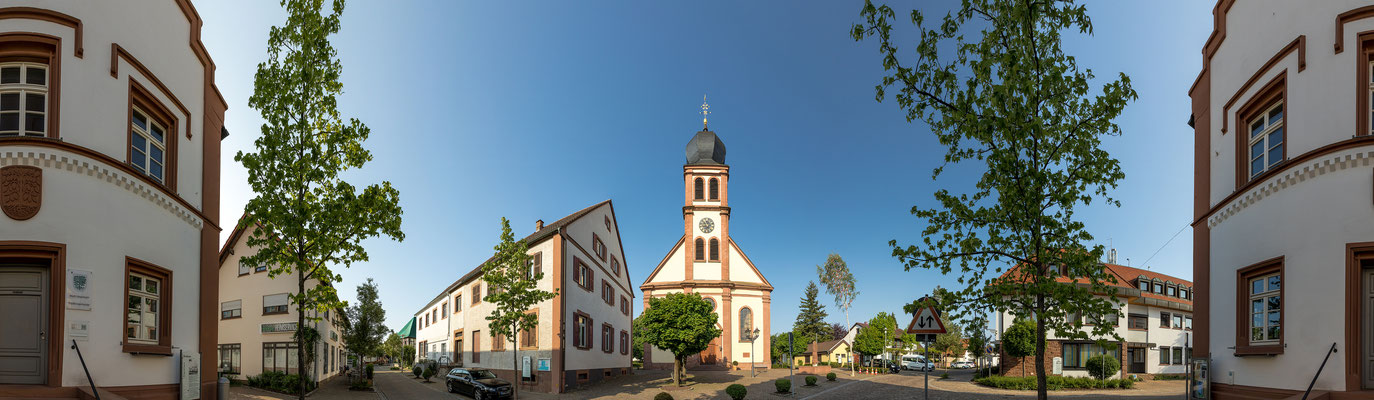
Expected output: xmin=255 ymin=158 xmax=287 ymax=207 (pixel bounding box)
xmin=218 ymin=376 xmax=229 ymax=399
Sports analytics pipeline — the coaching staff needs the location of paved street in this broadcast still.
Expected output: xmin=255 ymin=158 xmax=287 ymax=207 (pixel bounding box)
xmin=355 ymin=367 xmax=1186 ymax=400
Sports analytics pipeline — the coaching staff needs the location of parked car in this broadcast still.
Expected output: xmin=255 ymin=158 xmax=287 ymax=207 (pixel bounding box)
xmin=901 ymin=355 xmax=934 ymax=371
xmin=951 ymin=361 xmax=975 ymax=369
xmin=445 ymin=367 xmax=513 ymax=400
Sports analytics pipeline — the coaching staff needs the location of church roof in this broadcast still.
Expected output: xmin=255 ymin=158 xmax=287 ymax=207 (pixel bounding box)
xmin=685 ymin=130 xmax=727 ymax=165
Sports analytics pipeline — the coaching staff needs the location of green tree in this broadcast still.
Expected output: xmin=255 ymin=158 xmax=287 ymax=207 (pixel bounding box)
xmin=816 ymin=254 xmax=858 ymax=374
xmin=931 ymin=316 xmax=965 ymax=367
xmin=631 ymin=315 xmax=645 ymax=361
xmin=344 ymin=278 xmax=388 ymax=358
xmin=638 ymin=293 xmax=723 ymax=386
xmin=792 ymin=282 xmax=830 ymax=350
xmin=853 ymin=1 xmax=1135 ymax=398
xmin=482 ymin=218 xmax=559 ymax=400
xmin=381 ymin=332 xmax=403 ymax=364
xmin=237 ymin=0 xmax=404 ymax=397
xmin=853 ymin=312 xmax=897 ymax=367
xmin=770 ymin=333 xmax=790 ymax=365
xmin=1003 ymin=318 xmax=1037 ymax=377
xmin=400 ymin=344 xmax=415 ymax=367
xmin=968 ymin=328 xmax=989 ymax=370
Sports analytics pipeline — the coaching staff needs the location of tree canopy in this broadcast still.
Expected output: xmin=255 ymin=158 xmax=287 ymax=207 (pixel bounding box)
xmin=793 ymin=282 xmax=830 ymax=348
xmin=482 ymin=218 xmax=559 ymax=400
xmin=238 ymin=0 xmax=403 ymax=396
xmin=853 ymin=312 xmax=897 ymax=358
xmin=638 ymin=293 xmax=723 ymax=386
xmin=853 ymin=0 xmax=1135 ymax=397
xmin=343 ymin=278 xmax=388 ymax=358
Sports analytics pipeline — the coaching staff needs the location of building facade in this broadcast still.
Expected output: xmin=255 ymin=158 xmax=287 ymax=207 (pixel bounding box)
xmin=1191 ymin=1 xmax=1374 ymax=396
xmin=640 ymin=126 xmax=774 ymax=371
xmin=412 ymin=200 xmax=633 ymax=393
xmin=997 ymin=263 xmax=1194 ymax=379
xmin=217 ymin=220 xmax=346 ymax=384
xmin=0 ymin=1 xmax=227 ymax=398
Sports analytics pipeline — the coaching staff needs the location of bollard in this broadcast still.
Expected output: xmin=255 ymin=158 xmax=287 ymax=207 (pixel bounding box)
xmin=218 ymin=376 xmax=229 ymax=400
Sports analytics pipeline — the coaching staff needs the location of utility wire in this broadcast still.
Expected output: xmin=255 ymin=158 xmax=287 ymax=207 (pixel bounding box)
xmin=1138 ymin=223 xmax=1189 ymax=269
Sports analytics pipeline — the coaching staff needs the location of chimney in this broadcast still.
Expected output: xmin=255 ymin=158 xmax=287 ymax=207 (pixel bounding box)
xmin=535 ymin=219 xmax=544 ymax=231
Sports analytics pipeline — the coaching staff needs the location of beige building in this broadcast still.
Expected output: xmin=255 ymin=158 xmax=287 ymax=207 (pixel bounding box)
xmin=640 ymin=124 xmax=774 ymax=371
xmin=217 ymin=218 xmax=346 ymax=384
xmin=413 ymin=200 xmax=633 ymax=393
xmin=0 ymin=1 xmax=228 ymax=398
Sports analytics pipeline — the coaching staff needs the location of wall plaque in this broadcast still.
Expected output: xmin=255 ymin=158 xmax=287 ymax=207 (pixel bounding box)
xmin=0 ymin=165 xmax=42 ymax=220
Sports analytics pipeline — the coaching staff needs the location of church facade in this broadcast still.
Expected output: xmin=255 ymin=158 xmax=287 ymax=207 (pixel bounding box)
xmin=640 ymin=126 xmax=774 ymax=371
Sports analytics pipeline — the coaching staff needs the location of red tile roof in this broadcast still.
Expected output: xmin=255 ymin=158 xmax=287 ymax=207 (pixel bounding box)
xmin=996 ymin=262 xmax=1192 ymax=307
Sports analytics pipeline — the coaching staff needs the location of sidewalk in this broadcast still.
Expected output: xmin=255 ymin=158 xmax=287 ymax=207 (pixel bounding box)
xmin=227 ymin=375 xmax=381 ymax=400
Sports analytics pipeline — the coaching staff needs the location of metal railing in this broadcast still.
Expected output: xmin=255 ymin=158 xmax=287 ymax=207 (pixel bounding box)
xmin=71 ymin=340 xmax=100 ymax=400
xmin=1302 ymin=342 xmax=1338 ymax=400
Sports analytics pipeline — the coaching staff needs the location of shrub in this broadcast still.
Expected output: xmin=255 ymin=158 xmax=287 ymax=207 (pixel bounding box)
xmin=805 ymin=376 xmax=818 ymax=386
xmin=940 ymin=372 xmax=949 ymax=379
xmin=775 ymin=379 xmax=791 ymax=393
xmin=654 ymin=392 xmax=674 ymax=400
xmin=772 ymin=363 xmax=790 ymax=369
xmin=826 ymin=372 xmax=837 ymax=381
xmin=973 ymin=376 xmax=1136 ymax=391
xmin=422 ymin=365 xmax=436 ymax=382
xmin=1153 ymin=373 xmax=1187 ymax=381
xmin=1085 ymin=354 xmax=1120 ymax=380
xmin=365 ymin=364 xmax=374 ymax=380
xmin=412 ymin=366 xmax=422 ymax=378
xmin=246 ymin=371 xmax=316 ymax=394
xmin=726 ymin=384 xmax=747 ymax=400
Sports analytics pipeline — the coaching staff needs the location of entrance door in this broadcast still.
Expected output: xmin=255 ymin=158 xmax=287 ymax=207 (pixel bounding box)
xmin=1127 ymin=348 xmax=1146 ymax=374
xmin=0 ymin=264 xmax=48 ymax=385
xmin=699 ymin=337 xmax=720 ymax=365
xmin=1363 ymin=264 xmax=1374 ymax=388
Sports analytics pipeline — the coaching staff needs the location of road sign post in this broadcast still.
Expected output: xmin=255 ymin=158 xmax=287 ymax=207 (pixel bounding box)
xmin=905 ymin=296 xmax=948 ymax=400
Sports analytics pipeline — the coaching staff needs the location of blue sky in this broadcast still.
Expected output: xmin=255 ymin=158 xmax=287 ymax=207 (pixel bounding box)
xmin=198 ymin=1 xmax=1213 ymax=336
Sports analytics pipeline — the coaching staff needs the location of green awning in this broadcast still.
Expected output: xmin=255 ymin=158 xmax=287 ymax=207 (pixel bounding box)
xmin=397 ymin=317 xmax=416 ymax=338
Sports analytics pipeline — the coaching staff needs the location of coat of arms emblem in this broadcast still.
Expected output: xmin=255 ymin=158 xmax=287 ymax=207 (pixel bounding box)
xmin=0 ymin=166 xmax=42 ymax=220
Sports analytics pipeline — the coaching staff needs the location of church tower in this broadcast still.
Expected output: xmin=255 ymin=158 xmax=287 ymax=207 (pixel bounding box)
xmin=641 ymin=109 xmax=774 ymax=371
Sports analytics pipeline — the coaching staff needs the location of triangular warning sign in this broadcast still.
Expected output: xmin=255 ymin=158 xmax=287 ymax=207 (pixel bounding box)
xmin=906 ymin=305 xmax=947 ymax=334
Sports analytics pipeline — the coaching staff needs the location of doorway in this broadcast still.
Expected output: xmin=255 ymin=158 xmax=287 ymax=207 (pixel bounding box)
xmin=1127 ymin=348 xmax=1146 ymax=374
xmin=0 ymin=262 xmax=49 ymax=385
xmin=699 ymin=337 xmax=720 ymax=365
xmin=1363 ymin=260 xmax=1374 ymax=389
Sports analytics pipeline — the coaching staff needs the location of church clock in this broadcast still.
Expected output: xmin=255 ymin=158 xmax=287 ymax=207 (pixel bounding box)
xmin=698 ymin=218 xmax=715 ymax=233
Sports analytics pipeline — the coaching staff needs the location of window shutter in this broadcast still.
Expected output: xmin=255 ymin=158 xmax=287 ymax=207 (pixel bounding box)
xmin=222 ymin=300 xmax=241 ymax=311
xmin=264 ymin=293 xmax=289 ymax=307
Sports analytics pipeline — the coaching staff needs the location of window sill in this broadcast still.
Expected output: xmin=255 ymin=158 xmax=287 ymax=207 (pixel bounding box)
xmin=222 ymin=316 xmax=242 ymax=320
xmin=1235 ymin=344 xmax=1283 ymax=356
xmin=520 ymin=346 xmax=538 ymax=351
xmin=263 ymin=311 xmax=288 ymax=316
xmin=574 ymin=345 xmax=591 ymax=351
xmin=123 ymin=343 xmax=173 ymax=356
xmin=1127 ymin=328 xmax=1147 ymax=331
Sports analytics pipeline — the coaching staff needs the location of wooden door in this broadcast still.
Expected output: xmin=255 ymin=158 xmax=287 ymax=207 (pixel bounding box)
xmin=1364 ymin=266 xmax=1374 ymax=389
xmin=0 ymin=264 xmax=48 ymax=384
xmin=700 ymin=337 xmax=720 ymax=365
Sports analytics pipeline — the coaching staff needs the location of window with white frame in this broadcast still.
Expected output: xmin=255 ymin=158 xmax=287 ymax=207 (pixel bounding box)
xmin=129 ymin=107 xmax=169 ymax=183
xmin=1247 ymin=102 xmax=1285 ymax=178
xmin=126 ymin=272 xmax=162 ymax=344
xmin=1249 ymin=272 xmax=1281 ymax=343
xmin=221 ymin=300 xmax=242 ymax=319
xmin=238 ymin=259 xmax=251 ymax=275
xmin=0 ymin=62 xmax=47 ymax=137
xmin=218 ymin=344 xmax=241 ymax=375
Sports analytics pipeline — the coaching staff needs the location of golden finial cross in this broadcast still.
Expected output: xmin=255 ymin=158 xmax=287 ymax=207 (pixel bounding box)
xmin=700 ymin=94 xmax=711 ymax=130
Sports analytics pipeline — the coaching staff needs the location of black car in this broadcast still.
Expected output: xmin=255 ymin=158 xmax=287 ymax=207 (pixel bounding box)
xmin=445 ymin=367 xmax=513 ymax=400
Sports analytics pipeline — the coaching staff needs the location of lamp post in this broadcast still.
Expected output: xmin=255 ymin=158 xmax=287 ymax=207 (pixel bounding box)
xmin=746 ymin=328 xmax=761 ymax=377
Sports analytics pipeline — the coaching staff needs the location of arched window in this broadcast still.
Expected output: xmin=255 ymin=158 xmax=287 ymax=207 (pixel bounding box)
xmin=694 ymin=238 xmax=705 ymax=261
xmin=709 ymin=178 xmax=719 ymax=200
xmin=739 ymin=307 xmax=754 ymax=341
xmin=694 ymin=178 xmax=704 ymax=200
xmin=709 ymin=238 xmax=720 ymax=261
xmin=704 ymin=297 xmax=716 ymax=310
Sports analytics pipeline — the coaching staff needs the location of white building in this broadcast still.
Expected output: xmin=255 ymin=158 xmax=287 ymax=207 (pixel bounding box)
xmin=413 ymin=200 xmax=633 ymax=393
xmin=1191 ymin=1 xmax=1374 ymax=396
xmin=996 ymin=263 xmax=1194 ymax=379
xmin=0 ymin=1 xmax=228 ymax=398
xmin=217 ymin=218 xmax=345 ymax=384
xmin=640 ymin=124 xmax=775 ymax=372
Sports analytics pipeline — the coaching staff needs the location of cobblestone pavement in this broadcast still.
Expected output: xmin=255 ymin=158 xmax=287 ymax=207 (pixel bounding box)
xmin=228 ymin=375 xmax=380 ymax=400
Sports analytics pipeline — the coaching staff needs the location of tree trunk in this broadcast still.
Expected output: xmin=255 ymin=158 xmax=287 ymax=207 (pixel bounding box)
xmin=512 ymin=333 xmax=519 ymax=400
xmin=673 ymin=356 xmax=684 ymax=386
xmin=298 ymin=268 xmax=307 ymax=400
xmin=1035 ymin=293 xmax=1047 ymax=400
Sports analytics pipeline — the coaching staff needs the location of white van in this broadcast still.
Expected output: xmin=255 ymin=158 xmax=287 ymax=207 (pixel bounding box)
xmin=902 ymin=355 xmax=933 ymax=371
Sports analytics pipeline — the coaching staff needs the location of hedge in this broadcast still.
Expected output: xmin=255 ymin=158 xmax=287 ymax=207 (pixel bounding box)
xmin=775 ymin=379 xmax=791 ymax=393
xmin=726 ymin=384 xmax=747 ymax=400
xmin=974 ymin=375 xmax=1135 ymax=390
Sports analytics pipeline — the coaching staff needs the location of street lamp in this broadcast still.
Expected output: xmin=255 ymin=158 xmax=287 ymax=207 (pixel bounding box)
xmin=746 ymin=328 xmax=761 ymax=377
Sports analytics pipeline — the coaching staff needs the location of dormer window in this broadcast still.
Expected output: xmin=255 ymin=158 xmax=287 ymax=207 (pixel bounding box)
xmin=1167 ymin=285 xmax=1178 ymax=297
xmin=1138 ymin=280 xmax=1150 ymax=291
